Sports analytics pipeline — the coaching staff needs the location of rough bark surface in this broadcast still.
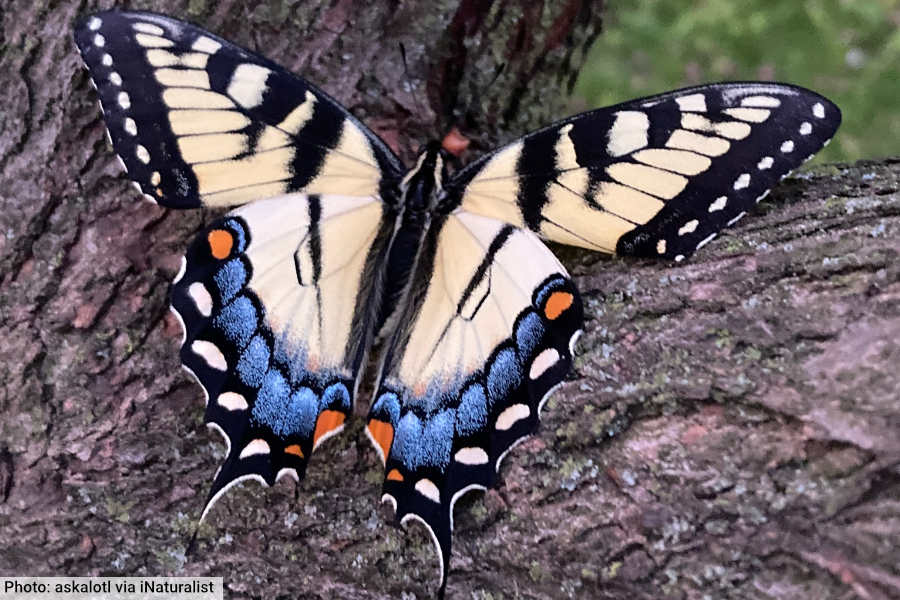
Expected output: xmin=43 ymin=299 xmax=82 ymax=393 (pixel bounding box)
xmin=1 ymin=1 xmax=898 ymax=599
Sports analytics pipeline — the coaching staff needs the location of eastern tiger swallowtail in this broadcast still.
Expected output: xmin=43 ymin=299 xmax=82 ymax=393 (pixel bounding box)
xmin=74 ymin=10 xmax=841 ymax=596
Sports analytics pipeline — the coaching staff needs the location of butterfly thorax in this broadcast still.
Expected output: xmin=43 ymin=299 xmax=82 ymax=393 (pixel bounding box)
xmin=372 ymin=143 xmax=452 ymax=339
xmin=398 ymin=141 xmax=450 ymax=215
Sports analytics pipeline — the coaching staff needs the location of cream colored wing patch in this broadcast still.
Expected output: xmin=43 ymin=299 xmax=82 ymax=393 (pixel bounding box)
xmin=237 ymin=194 xmax=386 ymax=368
xmin=395 ymin=211 xmax=566 ymax=389
xmin=75 ymin=10 xmax=403 ymax=209
xmin=453 ymin=82 xmax=840 ymax=260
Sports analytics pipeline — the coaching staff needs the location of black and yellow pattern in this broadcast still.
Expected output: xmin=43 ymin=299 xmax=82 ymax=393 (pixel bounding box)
xmin=453 ymin=84 xmax=840 ymax=260
xmin=169 ymin=194 xmax=393 ymax=519
xmin=74 ymin=11 xmax=403 ymax=208
xmin=75 ymin=9 xmax=841 ymax=597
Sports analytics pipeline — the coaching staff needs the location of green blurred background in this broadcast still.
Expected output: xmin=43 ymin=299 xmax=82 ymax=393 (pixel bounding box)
xmin=574 ymin=0 xmax=900 ymax=163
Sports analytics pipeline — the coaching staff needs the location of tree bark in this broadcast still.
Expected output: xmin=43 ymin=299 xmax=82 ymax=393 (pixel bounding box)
xmin=2 ymin=1 xmax=898 ymax=599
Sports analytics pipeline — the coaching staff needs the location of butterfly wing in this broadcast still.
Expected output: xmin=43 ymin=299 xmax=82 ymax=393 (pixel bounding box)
xmin=74 ymin=11 xmax=403 ymax=208
xmin=451 ymin=82 xmax=840 ymax=259
xmin=364 ymin=209 xmax=583 ymax=589
xmin=171 ymin=193 xmax=394 ymax=517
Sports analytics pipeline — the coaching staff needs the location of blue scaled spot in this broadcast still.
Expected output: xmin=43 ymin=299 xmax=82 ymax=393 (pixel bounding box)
xmin=515 ymin=311 xmax=545 ymax=358
xmin=286 ymin=387 xmax=319 ymax=438
xmin=372 ymin=392 xmax=401 ymax=426
xmin=237 ymin=335 xmax=269 ymax=388
xmin=456 ymin=384 xmax=488 ymax=437
xmin=392 ymin=412 xmax=423 ymax=470
xmin=224 ymin=219 xmax=248 ymax=252
xmin=321 ymin=382 xmax=351 ymax=412
xmin=534 ymin=276 xmax=566 ymax=308
xmin=252 ymin=368 xmax=291 ymax=436
xmin=251 ymin=370 xmax=319 ymax=439
xmin=487 ymin=348 xmax=521 ymax=404
xmin=214 ymin=258 xmax=248 ymax=303
xmin=213 ymin=295 xmax=257 ymax=347
xmin=420 ymin=409 xmax=455 ymax=469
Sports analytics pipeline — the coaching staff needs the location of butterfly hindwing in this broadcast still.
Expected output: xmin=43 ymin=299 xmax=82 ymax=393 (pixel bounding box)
xmin=74 ymin=10 xmax=403 ymax=209
xmin=365 ymin=210 xmax=583 ymax=587
xmin=171 ymin=193 xmax=395 ymax=517
xmin=452 ymin=82 xmax=841 ymax=259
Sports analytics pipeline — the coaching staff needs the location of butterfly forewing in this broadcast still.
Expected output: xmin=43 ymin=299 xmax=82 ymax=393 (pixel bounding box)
xmin=451 ymin=82 xmax=841 ymax=260
xmin=74 ymin=11 xmax=403 ymax=209
xmin=171 ymin=193 xmax=395 ymax=516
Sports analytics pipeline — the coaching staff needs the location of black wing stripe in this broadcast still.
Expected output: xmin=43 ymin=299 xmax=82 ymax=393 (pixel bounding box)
xmin=74 ymin=11 xmax=403 ymax=209
xmin=452 ymin=83 xmax=841 ymax=260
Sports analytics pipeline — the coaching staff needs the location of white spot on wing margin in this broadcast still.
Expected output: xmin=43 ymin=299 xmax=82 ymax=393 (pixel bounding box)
xmin=727 ymin=211 xmax=747 ymax=226
xmin=696 ymin=233 xmax=717 ymax=250
xmin=169 ymin=304 xmax=188 ymax=346
xmin=568 ymin=329 xmax=583 ymax=356
xmin=537 ymin=382 xmax=564 ymax=417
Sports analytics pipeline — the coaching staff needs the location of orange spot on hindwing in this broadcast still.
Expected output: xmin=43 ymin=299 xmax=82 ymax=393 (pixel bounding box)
xmin=367 ymin=419 xmax=394 ymax=463
xmin=207 ymin=229 xmax=233 ymax=259
xmin=386 ymin=468 xmax=404 ymax=482
xmin=284 ymin=444 xmax=304 ymax=459
xmin=544 ymin=291 xmax=574 ymax=320
xmin=313 ymin=410 xmax=346 ymax=449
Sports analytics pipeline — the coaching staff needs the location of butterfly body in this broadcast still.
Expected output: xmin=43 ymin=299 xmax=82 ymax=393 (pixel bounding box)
xmin=376 ymin=142 xmax=452 ymax=335
xmin=74 ymin=9 xmax=840 ymax=594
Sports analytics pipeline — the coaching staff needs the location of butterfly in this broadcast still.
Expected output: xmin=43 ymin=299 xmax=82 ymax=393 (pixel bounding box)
xmin=74 ymin=9 xmax=840 ymax=595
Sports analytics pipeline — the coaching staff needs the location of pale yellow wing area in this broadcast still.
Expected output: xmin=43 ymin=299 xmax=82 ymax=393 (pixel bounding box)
xmin=232 ymin=193 xmax=388 ymax=371
xmin=393 ymin=210 xmax=567 ymax=392
xmin=75 ymin=11 xmax=403 ymax=209
xmin=458 ymin=128 xmax=659 ymax=253
xmin=454 ymin=83 xmax=841 ymax=260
